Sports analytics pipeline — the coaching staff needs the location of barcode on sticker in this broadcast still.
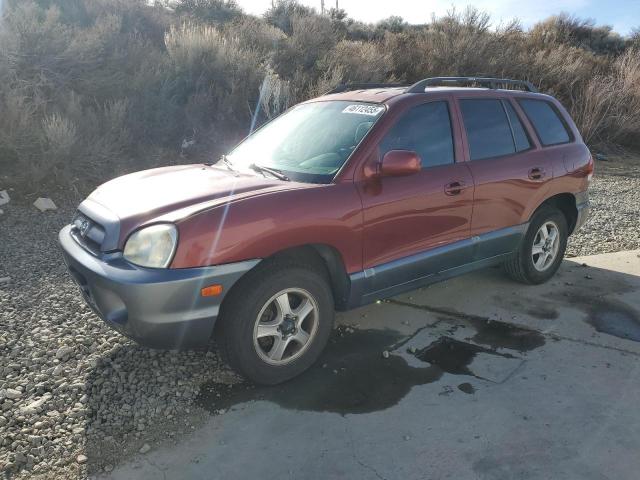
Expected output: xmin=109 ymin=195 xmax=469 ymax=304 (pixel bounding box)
xmin=342 ymin=104 xmax=384 ymax=116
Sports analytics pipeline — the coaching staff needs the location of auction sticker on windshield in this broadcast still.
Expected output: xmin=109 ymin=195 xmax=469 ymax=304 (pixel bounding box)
xmin=342 ymin=104 xmax=385 ymax=116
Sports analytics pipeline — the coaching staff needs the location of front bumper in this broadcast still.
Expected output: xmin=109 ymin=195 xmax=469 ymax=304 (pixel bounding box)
xmin=59 ymin=225 xmax=259 ymax=349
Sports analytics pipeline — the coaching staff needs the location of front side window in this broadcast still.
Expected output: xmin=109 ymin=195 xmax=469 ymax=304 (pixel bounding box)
xmin=379 ymin=101 xmax=454 ymax=168
xmin=518 ymin=98 xmax=572 ymax=146
xmin=460 ymin=99 xmax=515 ymax=161
xmin=228 ymin=101 xmax=385 ymax=183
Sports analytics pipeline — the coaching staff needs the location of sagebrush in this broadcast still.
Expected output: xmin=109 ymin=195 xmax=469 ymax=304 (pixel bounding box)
xmin=0 ymin=0 xmax=638 ymax=194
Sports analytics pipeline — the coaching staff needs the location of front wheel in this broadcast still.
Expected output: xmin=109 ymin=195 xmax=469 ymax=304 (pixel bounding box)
xmin=504 ymin=206 xmax=568 ymax=284
xmin=216 ymin=262 xmax=334 ymax=385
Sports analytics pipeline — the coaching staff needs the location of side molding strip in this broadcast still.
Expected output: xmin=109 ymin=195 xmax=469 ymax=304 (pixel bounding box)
xmin=347 ymin=223 xmax=528 ymax=307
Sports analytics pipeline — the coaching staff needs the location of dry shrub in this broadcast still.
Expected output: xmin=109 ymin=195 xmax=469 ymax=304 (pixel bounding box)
xmin=224 ymin=16 xmax=286 ymax=55
xmin=0 ymin=0 xmax=639 ymax=195
xmin=257 ymin=71 xmax=291 ymax=120
xmin=573 ymin=49 xmax=640 ymax=146
xmin=164 ymin=22 xmax=264 ymax=145
xmin=274 ymin=13 xmax=337 ymax=78
xmin=321 ymin=40 xmax=393 ymax=83
xmin=43 ymin=113 xmax=78 ymax=159
xmin=529 ymin=14 xmax=626 ymax=54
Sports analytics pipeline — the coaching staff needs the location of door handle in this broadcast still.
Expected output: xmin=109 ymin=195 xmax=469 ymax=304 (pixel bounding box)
xmin=444 ymin=181 xmax=466 ymax=196
xmin=528 ymin=167 xmax=545 ymax=180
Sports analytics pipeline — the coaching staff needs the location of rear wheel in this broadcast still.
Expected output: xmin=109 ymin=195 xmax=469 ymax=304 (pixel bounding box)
xmin=504 ymin=206 xmax=568 ymax=284
xmin=216 ymin=261 xmax=334 ymax=385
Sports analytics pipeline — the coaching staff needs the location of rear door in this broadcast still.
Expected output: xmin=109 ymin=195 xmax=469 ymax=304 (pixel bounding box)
xmin=455 ymin=96 xmax=553 ymax=259
xmin=358 ymin=98 xmax=474 ymax=296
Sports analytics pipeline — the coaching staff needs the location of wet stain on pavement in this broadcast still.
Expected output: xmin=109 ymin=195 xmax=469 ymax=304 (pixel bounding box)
xmin=586 ymin=300 xmax=640 ymax=342
xmin=198 ymin=328 xmax=441 ymax=415
xmin=387 ymin=299 xmax=546 ymax=353
xmin=414 ymin=336 xmax=517 ymax=376
xmin=198 ymin=322 xmax=538 ymax=415
xmin=458 ymin=382 xmax=475 ymax=394
xmin=465 ymin=317 xmax=546 ymax=352
xmin=545 ymin=290 xmax=640 ymax=343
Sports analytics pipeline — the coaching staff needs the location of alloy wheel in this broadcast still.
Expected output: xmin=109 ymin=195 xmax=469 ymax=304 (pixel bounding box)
xmin=252 ymin=288 xmax=319 ymax=365
xmin=531 ymin=221 xmax=560 ymax=272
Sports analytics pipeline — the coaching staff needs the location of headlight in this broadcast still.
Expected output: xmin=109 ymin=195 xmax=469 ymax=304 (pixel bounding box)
xmin=123 ymin=224 xmax=178 ymax=268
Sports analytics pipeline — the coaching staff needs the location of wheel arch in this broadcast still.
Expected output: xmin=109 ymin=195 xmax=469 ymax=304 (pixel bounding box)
xmin=221 ymin=243 xmax=352 ymax=313
xmin=533 ymin=193 xmax=579 ymax=234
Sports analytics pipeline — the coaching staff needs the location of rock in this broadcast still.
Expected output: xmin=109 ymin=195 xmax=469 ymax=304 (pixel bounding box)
xmin=76 ymin=454 xmax=88 ymax=464
xmin=104 ymin=464 xmax=113 ymax=472
xmin=0 ymin=276 xmax=10 ymax=284
xmin=4 ymin=388 xmax=22 ymax=400
xmin=19 ymin=393 xmax=52 ymax=415
xmin=52 ymin=365 xmax=65 ymax=376
xmin=382 ymin=350 xmax=390 ymax=359
xmin=139 ymin=443 xmax=151 ymax=454
xmin=0 ymin=190 xmax=9 ymax=206
xmin=33 ymin=197 xmax=57 ymax=212
xmin=55 ymin=346 xmax=74 ymax=360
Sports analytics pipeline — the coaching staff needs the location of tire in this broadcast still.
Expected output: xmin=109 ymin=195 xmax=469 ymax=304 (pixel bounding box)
xmin=504 ymin=206 xmax=568 ymax=285
xmin=216 ymin=260 xmax=335 ymax=385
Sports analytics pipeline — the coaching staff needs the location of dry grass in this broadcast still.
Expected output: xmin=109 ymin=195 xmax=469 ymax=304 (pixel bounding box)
xmin=0 ymin=0 xmax=638 ymax=194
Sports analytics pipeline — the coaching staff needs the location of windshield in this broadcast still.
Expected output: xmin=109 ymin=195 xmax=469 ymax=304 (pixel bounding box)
xmin=227 ymin=101 xmax=385 ymax=183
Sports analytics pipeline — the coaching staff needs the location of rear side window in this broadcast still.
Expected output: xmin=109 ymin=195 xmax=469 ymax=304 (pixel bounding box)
xmin=460 ymin=99 xmax=515 ymax=160
xmin=379 ymin=101 xmax=454 ymax=168
xmin=518 ymin=99 xmax=572 ymax=146
xmin=503 ymin=101 xmax=531 ymax=152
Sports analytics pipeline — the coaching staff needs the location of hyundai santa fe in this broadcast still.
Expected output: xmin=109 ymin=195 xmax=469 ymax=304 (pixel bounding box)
xmin=59 ymin=76 xmax=592 ymax=384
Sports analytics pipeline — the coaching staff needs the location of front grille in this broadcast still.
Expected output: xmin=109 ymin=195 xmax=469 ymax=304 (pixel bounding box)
xmin=70 ymin=211 xmax=106 ymax=256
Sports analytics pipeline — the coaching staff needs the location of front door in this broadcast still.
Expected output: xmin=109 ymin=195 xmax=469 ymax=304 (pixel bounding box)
xmin=357 ymin=99 xmax=474 ymax=296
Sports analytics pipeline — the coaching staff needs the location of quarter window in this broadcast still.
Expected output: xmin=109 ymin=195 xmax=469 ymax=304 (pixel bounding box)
xmin=379 ymin=101 xmax=454 ymax=168
xmin=503 ymin=101 xmax=531 ymax=152
xmin=460 ymin=99 xmax=515 ymax=160
xmin=518 ymin=99 xmax=572 ymax=146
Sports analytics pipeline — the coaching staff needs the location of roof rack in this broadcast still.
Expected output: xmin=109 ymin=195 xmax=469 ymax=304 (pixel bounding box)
xmin=406 ymin=77 xmax=538 ymax=93
xmin=325 ymin=83 xmax=408 ymax=94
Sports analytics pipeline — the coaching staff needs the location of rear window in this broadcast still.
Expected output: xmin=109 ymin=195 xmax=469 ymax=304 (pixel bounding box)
xmin=460 ymin=99 xmax=515 ymax=160
xmin=518 ymin=99 xmax=572 ymax=146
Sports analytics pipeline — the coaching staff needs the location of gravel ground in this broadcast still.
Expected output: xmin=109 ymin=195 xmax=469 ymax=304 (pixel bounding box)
xmin=566 ymin=155 xmax=640 ymax=257
xmin=0 ymin=155 xmax=639 ymax=478
xmin=0 ymin=207 xmax=239 ymax=478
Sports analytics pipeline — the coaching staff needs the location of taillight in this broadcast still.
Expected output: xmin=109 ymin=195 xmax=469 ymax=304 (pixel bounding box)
xmin=586 ymin=153 xmax=594 ymax=181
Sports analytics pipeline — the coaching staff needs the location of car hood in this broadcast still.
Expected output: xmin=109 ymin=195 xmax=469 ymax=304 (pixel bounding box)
xmin=85 ymin=164 xmax=310 ymax=242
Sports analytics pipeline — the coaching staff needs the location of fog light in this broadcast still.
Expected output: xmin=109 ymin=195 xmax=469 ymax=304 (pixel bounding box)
xmin=201 ymin=284 xmax=223 ymax=297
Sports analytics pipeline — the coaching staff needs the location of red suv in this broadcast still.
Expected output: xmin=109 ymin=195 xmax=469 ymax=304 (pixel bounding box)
xmin=60 ymin=77 xmax=592 ymax=384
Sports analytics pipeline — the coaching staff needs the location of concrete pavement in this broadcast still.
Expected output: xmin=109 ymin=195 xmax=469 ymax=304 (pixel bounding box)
xmin=103 ymin=250 xmax=640 ymax=480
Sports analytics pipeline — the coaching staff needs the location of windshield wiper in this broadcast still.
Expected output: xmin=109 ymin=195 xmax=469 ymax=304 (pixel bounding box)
xmin=250 ymin=163 xmax=290 ymax=181
xmin=217 ymin=154 xmax=238 ymax=173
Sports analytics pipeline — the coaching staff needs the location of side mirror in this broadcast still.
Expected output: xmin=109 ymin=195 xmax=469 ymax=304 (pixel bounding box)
xmin=380 ymin=150 xmax=422 ymax=177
